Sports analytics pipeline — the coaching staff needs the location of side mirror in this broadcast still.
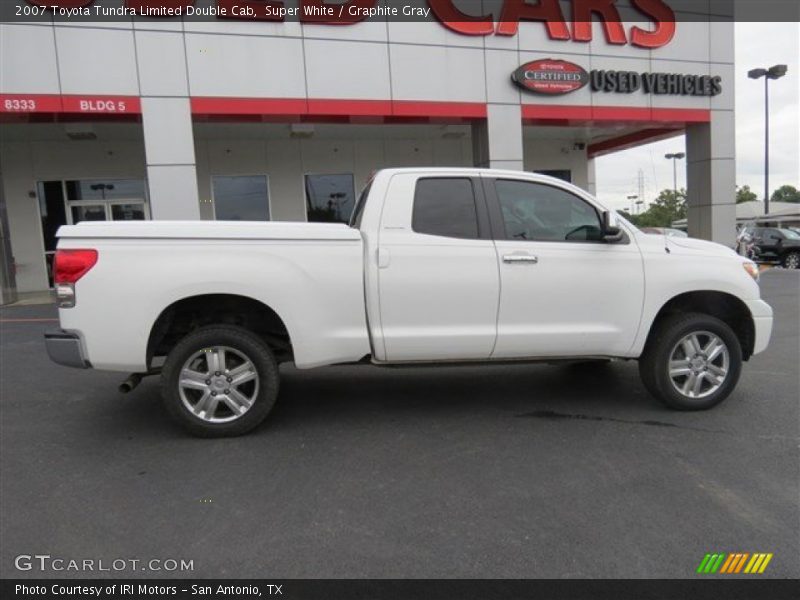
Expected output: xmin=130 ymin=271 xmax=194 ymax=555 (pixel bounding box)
xmin=601 ymin=211 xmax=624 ymax=243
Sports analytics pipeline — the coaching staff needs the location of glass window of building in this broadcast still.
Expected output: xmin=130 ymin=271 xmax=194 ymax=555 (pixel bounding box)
xmin=305 ymin=174 xmax=356 ymax=223
xmin=65 ymin=179 xmax=146 ymax=201
xmin=212 ymin=176 xmax=271 ymax=221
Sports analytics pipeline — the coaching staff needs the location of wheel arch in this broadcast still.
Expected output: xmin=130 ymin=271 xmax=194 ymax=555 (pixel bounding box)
xmin=147 ymin=293 xmax=293 ymax=367
xmin=643 ymin=290 xmax=756 ymax=360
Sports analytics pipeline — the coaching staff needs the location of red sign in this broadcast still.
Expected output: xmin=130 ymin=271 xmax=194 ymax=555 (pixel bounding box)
xmin=27 ymin=0 xmax=676 ymax=48
xmin=0 ymin=94 xmax=141 ymax=115
xmin=0 ymin=94 xmax=62 ymax=113
xmin=61 ymin=95 xmax=141 ymax=114
xmin=512 ymin=60 xmax=589 ymax=95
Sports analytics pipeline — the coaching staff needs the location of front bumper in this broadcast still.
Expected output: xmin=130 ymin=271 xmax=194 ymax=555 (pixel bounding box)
xmin=44 ymin=330 xmax=91 ymax=369
xmin=746 ymin=299 xmax=773 ymax=356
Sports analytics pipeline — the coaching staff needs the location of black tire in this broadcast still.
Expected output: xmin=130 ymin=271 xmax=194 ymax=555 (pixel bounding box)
xmin=782 ymin=251 xmax=800 ymax=269
xmin=161 ymin=325 xmax=279 ymax=437
xmin=638 ymin=312 xmax=742 ymax=410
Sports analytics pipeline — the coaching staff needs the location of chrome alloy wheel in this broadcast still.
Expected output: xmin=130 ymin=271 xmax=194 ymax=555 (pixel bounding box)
xmin=178 ymin=346 xmax=259 ymax=423
xmin=668 ymin=331 xmax=730 ymax=399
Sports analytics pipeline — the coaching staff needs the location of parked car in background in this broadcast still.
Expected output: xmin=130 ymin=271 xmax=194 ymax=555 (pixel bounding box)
xmin=641 ymin=227 xmax=689 ymax=238
xmin=750 ymin=227 xmax=800 ymax=269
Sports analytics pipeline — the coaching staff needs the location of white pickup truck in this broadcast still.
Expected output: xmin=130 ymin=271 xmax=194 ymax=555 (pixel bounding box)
xmin=46 ymin=168 xmax=772 ymax=437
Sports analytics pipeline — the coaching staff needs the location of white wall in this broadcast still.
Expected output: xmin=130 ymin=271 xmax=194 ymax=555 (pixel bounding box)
xmin=523 ymin=139 xmax=590 ymax=190
xmin=194 ymin=134 xmax=473 ymax=221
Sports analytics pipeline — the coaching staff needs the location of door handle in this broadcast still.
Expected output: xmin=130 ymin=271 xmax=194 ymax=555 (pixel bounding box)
xmin=503 ymin=254 xmax=538 ymax=264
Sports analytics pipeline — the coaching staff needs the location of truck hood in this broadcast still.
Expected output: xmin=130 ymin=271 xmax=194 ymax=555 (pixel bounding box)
xmin=665 ymin=235 xmax=738 ymax=258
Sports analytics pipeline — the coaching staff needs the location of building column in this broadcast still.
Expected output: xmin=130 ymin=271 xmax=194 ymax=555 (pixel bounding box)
xmin=472 ymin=104 xmax=524 ymax=171
xmin=685 ymin=110 xmax=736 ymax=246
xmin=141 ymin=97 xmax=200 ymax=219
xmin=586 ymin=157 xmax=597 ymax=196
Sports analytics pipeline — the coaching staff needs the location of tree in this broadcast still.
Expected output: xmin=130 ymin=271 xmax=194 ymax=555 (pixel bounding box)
xmin=736 ymin=185 xmax=758 ymax=204
xmin=770 ymin=184 xmax=800 ymax=204
xmin=633 ymin=189 xmax=687 ymax=228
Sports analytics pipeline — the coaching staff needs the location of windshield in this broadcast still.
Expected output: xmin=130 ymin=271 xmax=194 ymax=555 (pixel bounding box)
xmin=779 ymin=228 xmax=800 ymax=240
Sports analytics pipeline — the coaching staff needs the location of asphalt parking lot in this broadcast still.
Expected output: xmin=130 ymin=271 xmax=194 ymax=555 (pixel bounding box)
xmin=1 ymin=271 xmax=798 ymax=579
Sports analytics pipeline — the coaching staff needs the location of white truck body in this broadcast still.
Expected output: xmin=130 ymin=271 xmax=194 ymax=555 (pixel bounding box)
xmin=47 ymin=168 xmax=772 ymax=434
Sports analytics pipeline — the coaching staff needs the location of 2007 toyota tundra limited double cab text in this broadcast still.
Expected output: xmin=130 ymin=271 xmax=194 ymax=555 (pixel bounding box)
xmin=45 ymin=168 xmax=773 ymax=437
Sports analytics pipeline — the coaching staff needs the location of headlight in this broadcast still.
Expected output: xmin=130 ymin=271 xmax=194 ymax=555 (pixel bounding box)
xmin=743 ymin=261 xmax=760 ymax=282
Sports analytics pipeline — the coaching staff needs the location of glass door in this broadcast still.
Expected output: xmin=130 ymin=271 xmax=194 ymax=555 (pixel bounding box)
xmin=66 ymin=200 xmax=149 ymax=224
xmin=68 ymin=201 xmax=108 ymax=224
xmin=110 ymin=201 xmax=148 ymax=221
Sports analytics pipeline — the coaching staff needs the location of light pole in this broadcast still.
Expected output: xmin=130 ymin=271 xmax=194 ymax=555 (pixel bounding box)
xmin=664 ymin=152 xmax=685 ymax=195
xmin=627 ymin=194 xmax=638 ymax=214
xmin=90 ymin=183 xmax=115 ymax=200
xmin=748 ymin=64 xmax=788 ymax=215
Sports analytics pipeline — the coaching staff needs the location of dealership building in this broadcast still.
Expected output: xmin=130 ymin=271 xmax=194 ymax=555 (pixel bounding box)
xmin=0 ymin=0 xmax=735 ymax=299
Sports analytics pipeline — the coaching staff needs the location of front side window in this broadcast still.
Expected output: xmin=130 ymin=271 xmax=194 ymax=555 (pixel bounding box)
xmin=494 ymin=180 xmax=602 ymax=242
xmin=212 ymin=175 xmax=270 ymax=221
xmin=412 ymin=178 xmax=479 ymax=239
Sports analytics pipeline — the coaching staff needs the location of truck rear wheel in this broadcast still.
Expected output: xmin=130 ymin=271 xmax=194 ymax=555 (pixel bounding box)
xmin=161 ymin=325 xmax=279 ymax=437
xmin=638 ymin=313 xmax=742 ymax=410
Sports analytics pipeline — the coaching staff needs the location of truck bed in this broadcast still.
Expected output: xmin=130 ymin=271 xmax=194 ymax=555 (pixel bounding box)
xmin=56 ymin=220 xmax=370 ymax=372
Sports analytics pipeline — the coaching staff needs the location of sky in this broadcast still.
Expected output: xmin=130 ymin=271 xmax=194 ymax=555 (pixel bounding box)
xmin=595 ymin=22 xmax=800 ymax=212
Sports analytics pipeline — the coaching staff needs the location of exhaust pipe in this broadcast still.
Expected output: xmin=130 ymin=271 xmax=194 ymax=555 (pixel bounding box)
xmin=118 ymin=368 xmax=160 ymax=394
xmin=119 ymin=373 xmax=143 ymax=394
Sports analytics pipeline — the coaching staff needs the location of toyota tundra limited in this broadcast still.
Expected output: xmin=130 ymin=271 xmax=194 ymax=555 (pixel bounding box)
xmin=45 ymin=168 xmax=773 ymax=437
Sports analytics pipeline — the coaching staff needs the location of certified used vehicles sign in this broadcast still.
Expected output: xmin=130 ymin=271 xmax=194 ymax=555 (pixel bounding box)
xmin=511 ymin=59 xmax=590 ymax=95
xmin=512 ymin=58 xmax=723 ymax=97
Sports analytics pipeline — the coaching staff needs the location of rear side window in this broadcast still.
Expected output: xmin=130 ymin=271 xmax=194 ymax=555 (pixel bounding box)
xmin=412 ymin=178 xmax=479 ymax=239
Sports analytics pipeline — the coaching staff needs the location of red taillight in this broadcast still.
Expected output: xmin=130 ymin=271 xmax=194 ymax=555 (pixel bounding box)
xmin=54 ymin=249 xmax=98 ymax=284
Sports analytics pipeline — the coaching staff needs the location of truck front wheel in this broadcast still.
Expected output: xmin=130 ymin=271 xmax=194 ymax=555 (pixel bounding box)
xmin=161 ymin=325 xmax=279 ymax=437
xmin=638 ymin=313 xmax=742 ymax=410
xmin=782 ymin=251 xmax=800 ymax=269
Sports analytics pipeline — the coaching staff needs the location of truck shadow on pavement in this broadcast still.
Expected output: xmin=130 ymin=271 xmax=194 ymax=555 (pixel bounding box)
xmin=96 ymin=361 xmax=658 ymax=438
xmin=262 ymin=361 xmax=661 ymax=433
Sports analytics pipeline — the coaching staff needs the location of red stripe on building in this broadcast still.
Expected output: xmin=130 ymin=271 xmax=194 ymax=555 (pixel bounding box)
xmin=522 ymin=104 xmax=710 ymax=125
xmin=390 ymin=100 xmax=486 ymax=119
xmin=191 ymin=97 xmax=307 ymax=116
xmin=307 ymin=99 xmax=394 ymax=117
xmin=1 ymin=94 xmax=141 ymax=120
xmin=192 ymin=97 xmax=487 ymax=121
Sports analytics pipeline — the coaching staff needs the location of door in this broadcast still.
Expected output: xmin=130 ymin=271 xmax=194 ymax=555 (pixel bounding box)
xmin=755 ymin=228 xmax=783 ymax=259
xmin=376 ymin=174 xmax=500 ymax=361
xmin=109 ymin=201 xmax=148 ymax=221
xmin=68 ymin=201 xmax=107 ymax=224
xmin=485 ymin=177 xmax=644 ymax=358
